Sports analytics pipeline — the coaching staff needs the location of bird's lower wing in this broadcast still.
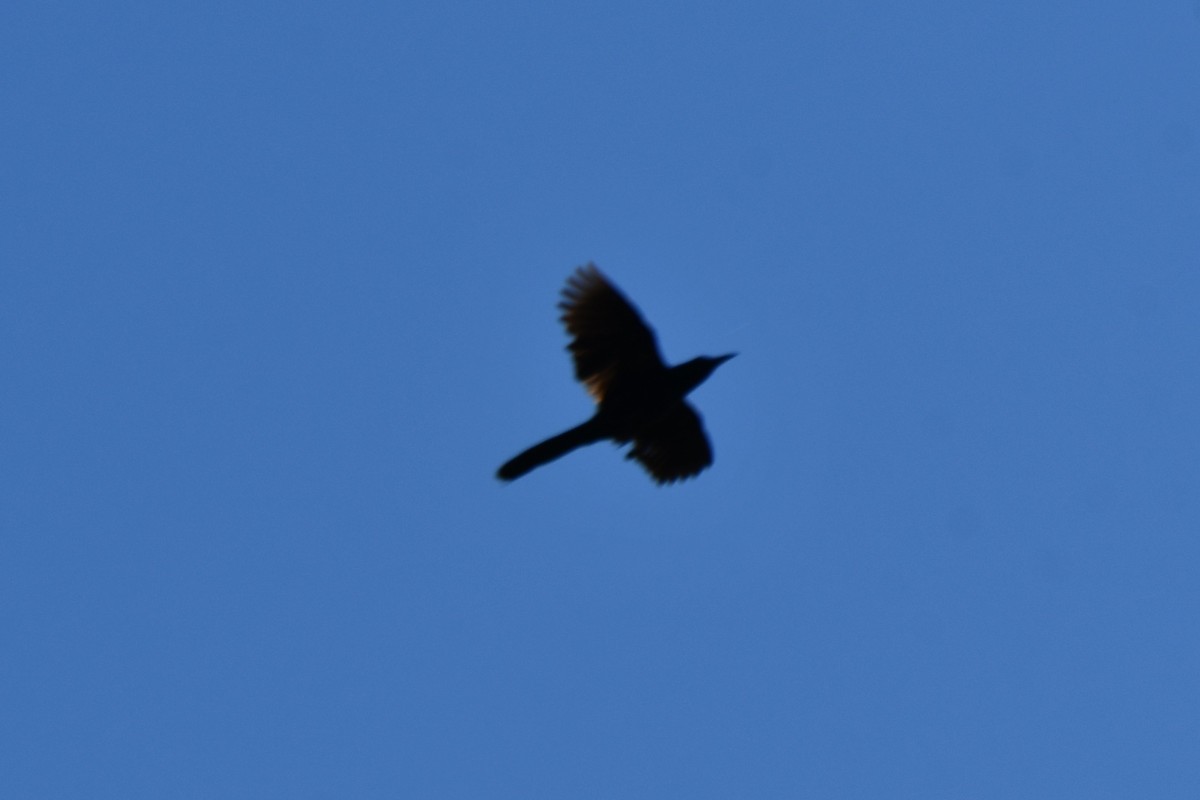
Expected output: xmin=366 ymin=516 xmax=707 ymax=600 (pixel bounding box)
xmin=627 ymin=402 xmax=714 ymax=485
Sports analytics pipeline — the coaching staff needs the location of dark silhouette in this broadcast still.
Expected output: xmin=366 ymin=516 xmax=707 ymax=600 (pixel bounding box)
xmin=497 ymin=264 xmax=734 ymax=485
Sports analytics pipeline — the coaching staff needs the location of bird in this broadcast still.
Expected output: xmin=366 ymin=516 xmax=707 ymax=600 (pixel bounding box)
xmin=497 ymin=264 xmax=734 ymax=485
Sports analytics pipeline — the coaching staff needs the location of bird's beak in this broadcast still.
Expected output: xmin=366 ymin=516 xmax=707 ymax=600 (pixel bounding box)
xmin=717 ymin=353 xmax=737 ymax=365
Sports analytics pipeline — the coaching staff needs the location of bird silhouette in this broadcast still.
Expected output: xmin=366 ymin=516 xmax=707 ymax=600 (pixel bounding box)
xmin=497 ymin=264 xmax=734 ymax=484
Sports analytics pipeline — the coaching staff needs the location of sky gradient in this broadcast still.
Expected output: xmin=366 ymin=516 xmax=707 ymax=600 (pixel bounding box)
xmin=3 ymin=2 xmax=1199 ymax=797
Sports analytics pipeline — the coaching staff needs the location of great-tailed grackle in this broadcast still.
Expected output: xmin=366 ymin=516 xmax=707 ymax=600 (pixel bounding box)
xmin=497 ymin=264 xmax=734 ymax=485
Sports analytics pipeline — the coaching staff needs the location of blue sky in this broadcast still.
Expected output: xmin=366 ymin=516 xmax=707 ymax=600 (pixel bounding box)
xmin=3 ymin=2 xmax=1199 ymax=797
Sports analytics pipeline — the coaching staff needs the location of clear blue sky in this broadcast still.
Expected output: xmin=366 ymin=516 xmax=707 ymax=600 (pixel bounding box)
xmin=3 ymin=2 xmax=1198 ymax=797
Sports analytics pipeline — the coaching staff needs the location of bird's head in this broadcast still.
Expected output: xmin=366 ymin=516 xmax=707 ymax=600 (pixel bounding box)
xmin=673 ymin=353 xmax=736 ymax=395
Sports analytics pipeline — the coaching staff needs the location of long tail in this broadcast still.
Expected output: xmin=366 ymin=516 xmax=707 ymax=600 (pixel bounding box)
xmin=497 ymin=418 xmax=605 ymax=481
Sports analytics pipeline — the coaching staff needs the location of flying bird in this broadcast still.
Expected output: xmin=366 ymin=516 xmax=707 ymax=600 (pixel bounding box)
xmin=497 ymin=264 xmax=734 ymax=484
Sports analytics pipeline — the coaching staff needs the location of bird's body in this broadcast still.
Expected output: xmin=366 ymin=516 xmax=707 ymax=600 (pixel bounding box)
xmin=497 ymin=265 xmax=733 ymax=484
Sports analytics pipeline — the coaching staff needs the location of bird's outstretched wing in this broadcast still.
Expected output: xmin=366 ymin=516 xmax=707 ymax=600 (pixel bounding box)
xmin=626 ymin=402 xmax=714 ymax=485
xmin=558 ymin=264 xmax=667 ymax=403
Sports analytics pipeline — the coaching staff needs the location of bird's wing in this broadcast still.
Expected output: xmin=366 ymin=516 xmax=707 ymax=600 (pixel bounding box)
xmin=558 ymin=264 xmax=667 ymax=403
xmin=627 ymin=402 xmax=714 ymax=485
